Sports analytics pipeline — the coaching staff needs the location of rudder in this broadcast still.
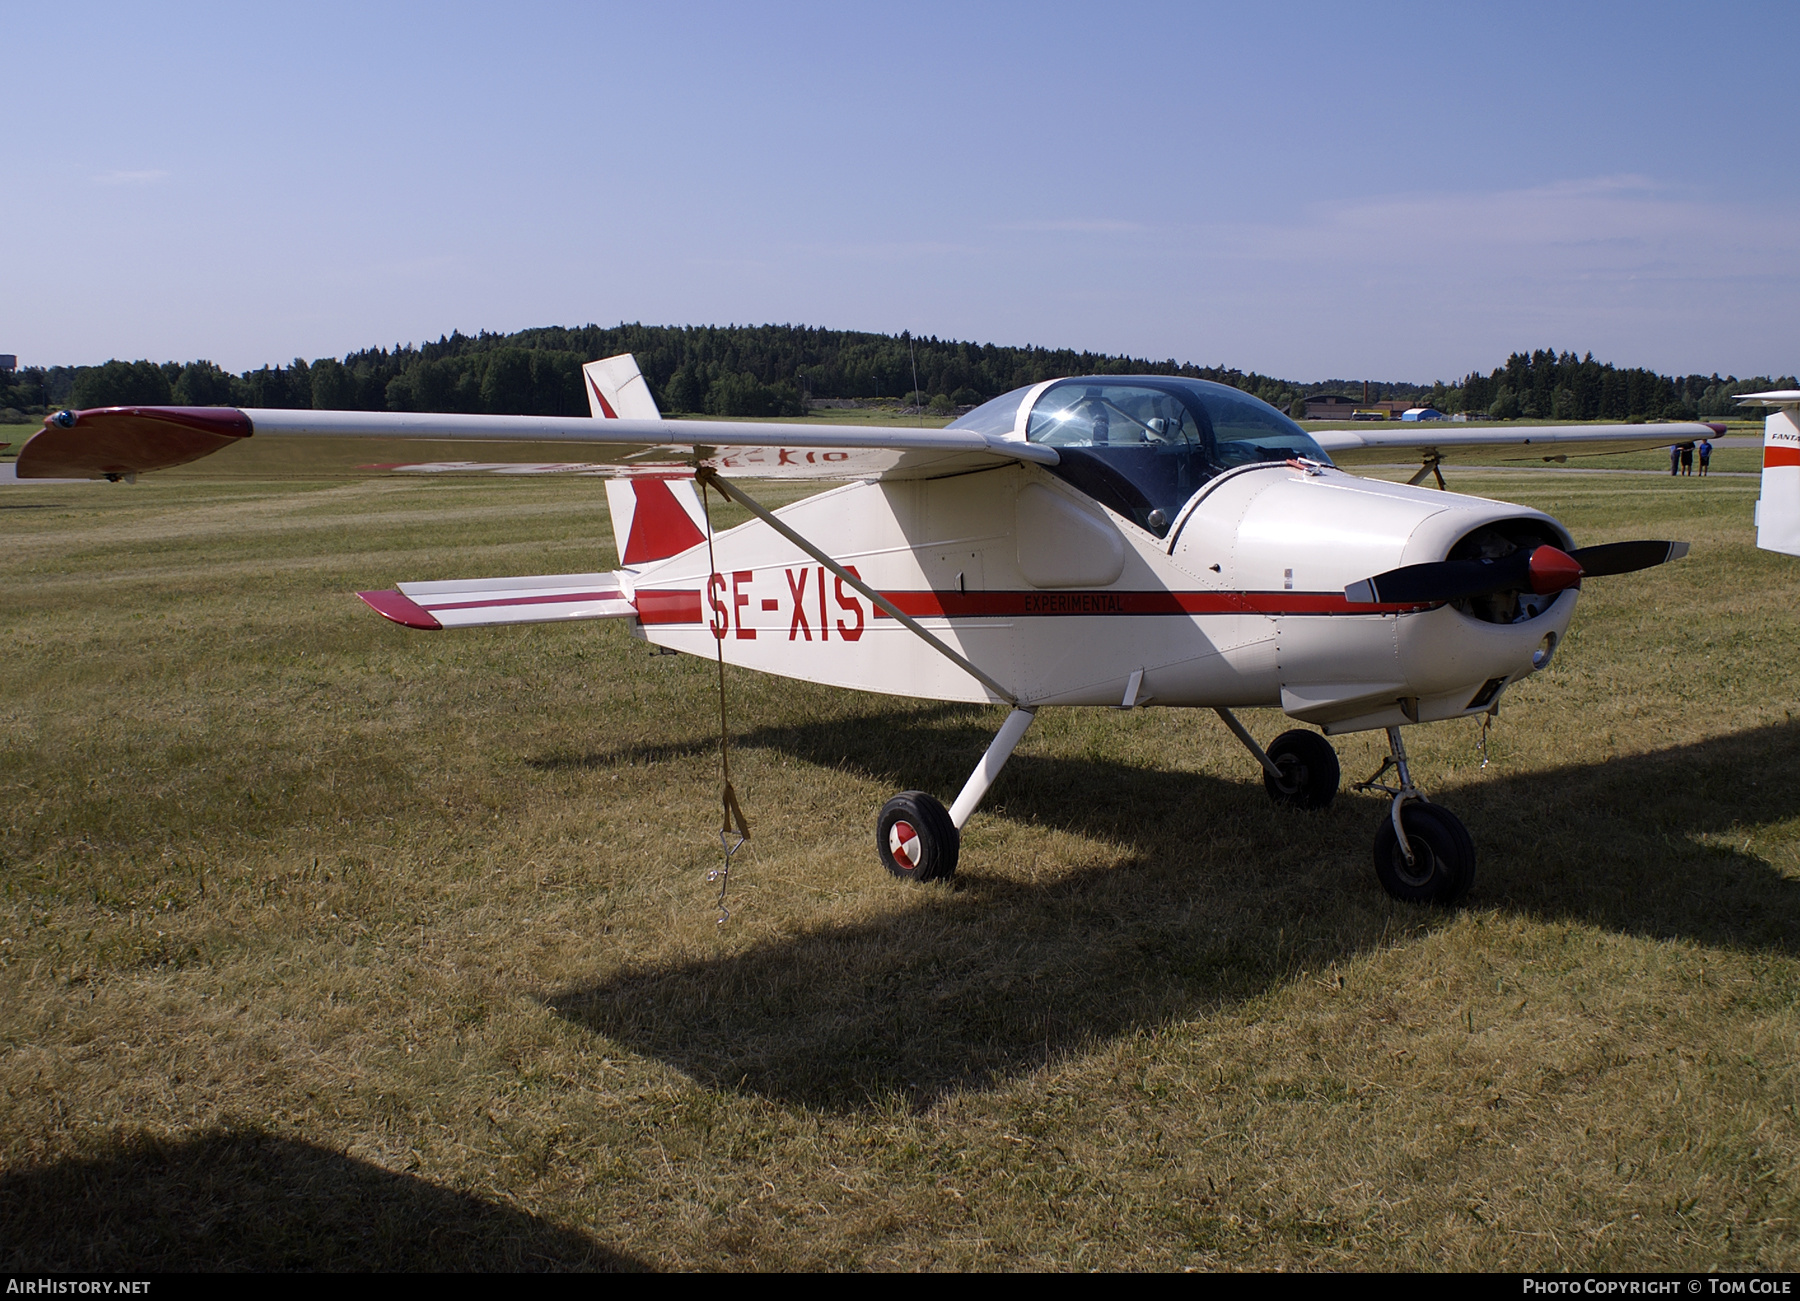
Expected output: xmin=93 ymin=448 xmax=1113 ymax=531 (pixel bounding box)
xmin=1747 ymin=393 xmax=1800 ymax=558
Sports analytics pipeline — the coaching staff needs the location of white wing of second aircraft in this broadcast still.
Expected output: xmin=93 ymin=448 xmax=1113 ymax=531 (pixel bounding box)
xmin=1313 ymin=420 xmax=1720 ymax=468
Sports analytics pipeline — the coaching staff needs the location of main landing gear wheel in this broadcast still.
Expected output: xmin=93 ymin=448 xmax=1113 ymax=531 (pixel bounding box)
xmin=877 ymin=791 xmax=960 ymax=883
xmin=1373 ymin=801 xmax=1476 ymax=905
xmin=1262 ymin=729 xmax=1340 ymax=810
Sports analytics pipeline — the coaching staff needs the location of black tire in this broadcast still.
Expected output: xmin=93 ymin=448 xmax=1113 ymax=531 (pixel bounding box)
xmin=876 ymin=791 xmax=960 ymax=882
xmin=1372 ymin=801 xmax=1476 ymax=905
xmin=1263 ymin=729 xmax=1340 ymax=809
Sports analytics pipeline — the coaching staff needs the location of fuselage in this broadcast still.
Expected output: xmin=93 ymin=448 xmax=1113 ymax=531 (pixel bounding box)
xmin=626 ymin=376 xmax=1577 ymax=734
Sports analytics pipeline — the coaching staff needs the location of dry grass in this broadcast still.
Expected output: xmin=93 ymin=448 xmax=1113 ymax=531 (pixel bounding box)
xmin=1 ymin=463 xmax=1797 ymax=1271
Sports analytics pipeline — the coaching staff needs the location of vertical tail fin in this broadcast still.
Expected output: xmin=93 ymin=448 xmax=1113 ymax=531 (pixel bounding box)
xmin=1747 ymin=393 xmax=1800 ymax=558
xmin=584 ymin=354 xmax=710 ymax=570
xmin=583 ymin=354 xmax=662 ymax=421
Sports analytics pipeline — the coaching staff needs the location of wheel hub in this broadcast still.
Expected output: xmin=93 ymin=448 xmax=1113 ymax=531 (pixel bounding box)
xmin=1274 ymin=755 xmax=1305 ymax=794
xmin=1391 ymin=836 xmax=1437 ymax=889
xmin=888 ymin=819 xmax=922 ymax=867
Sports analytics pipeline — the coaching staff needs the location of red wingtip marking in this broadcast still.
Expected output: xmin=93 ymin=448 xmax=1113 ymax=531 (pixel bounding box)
xmin=587 ymin=373 xmax=619 ymax=419
xmin=622 ymin=479 xmax=705 ymax=565
xmin=17 ymin=406 xmax=252 ymax=479
xmin=357 ymin=590 xmax=443 ymax=630
xmin=1528 ymin=546 xmax=1584 ymax=595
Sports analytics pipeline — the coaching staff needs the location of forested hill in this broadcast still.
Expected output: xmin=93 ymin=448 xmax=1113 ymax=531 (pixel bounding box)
xmin=6 ymin=325 xmax=1301 ymax=422
xmin=3 ymin=324 xmax=1793 ymax=423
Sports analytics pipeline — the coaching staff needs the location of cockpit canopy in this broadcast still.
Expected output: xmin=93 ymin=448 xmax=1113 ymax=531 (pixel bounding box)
xmin=950 ymin=377 xmax=1331 ymax=537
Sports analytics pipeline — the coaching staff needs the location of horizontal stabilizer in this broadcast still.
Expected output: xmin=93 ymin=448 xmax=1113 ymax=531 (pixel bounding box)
xmin=358 ymin=572 xmax=635 ymax=630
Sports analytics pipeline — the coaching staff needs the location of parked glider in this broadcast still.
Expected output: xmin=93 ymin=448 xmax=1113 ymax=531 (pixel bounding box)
xmin=17 ymin=358 xmax=1706 ymax=903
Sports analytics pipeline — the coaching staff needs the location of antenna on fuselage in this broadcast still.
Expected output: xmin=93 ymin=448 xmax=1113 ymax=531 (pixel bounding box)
xmin=909 ymin=334 xmax=921 ymax=414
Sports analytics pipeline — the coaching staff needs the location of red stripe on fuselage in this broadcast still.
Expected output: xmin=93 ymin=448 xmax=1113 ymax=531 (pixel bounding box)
xmin=1765 ymin=445 xmax=1800 ymax=468
xmin=637 ymin=589 xmax=704 ymax=624
xmin=630 ymin=586 xmax=1433 ymax=626
xmin=869 ymin=590 xmax=1434 ymax=618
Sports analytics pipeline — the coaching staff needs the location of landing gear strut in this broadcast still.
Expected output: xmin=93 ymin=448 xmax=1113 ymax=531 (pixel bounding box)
xmin=1354 ymin=725 xmax=1475 ymax=904
xmin=877 ymin=706 xmax=1038 ymax=883
xmin=1216 ymin=709 xmax=1340 ymax=809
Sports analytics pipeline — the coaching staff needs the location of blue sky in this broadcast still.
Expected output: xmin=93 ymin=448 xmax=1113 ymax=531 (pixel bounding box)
xmin=5 ymin=0 xmax=1796 ymax=382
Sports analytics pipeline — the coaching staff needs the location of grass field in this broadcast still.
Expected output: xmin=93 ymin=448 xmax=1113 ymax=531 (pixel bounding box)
xmin=2 ymin=461 xmax=1797 ymax=1271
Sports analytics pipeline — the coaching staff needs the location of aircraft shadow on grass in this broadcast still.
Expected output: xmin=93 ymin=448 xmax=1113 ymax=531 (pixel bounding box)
xmin=0 ymin=1128 xmax=644 ymax=1272
xmin=544 ymin=707 xmax=1800 ymax=1113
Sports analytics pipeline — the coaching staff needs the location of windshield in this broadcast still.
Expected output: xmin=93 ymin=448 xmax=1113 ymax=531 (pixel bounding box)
xmin=946 ymin=386 xmax=1031 ymax=438
xmin=1023 ymin=378 xmax=1330 ymax=536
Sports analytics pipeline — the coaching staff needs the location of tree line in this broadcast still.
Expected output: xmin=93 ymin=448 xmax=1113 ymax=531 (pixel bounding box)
xmin=0 ymin=324 xmax=1303 ymax=420
xmin=3 ymin=325 xmax=1792 ymax=423
xmin=1436 ymin=350 xmax=1794 ymax=422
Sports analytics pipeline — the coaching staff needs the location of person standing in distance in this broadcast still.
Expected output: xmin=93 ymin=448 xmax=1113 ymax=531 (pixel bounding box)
xmin=1698 ymin=437 xmax=1712 ymax=477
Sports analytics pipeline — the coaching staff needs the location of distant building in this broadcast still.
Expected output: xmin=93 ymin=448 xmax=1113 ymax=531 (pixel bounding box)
xmin=1302 ymin=394 xmax=1357 ymax=419
xmin=1305 ymin=394 xmax=1439 ymax=421
xmin=0 ymin=355 xmax=15 ymax=374
xmin=1401 ymin=407 xmax=1446 ymax=421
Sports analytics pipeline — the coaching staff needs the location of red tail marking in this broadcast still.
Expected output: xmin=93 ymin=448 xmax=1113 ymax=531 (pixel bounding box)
xmin=586 ymin=373 xmax=620 ymax=419
xmin=1765 ymin=446 xmax=1800 ymax=468
xmin=622 ymin=479 xmax=705 ymax=565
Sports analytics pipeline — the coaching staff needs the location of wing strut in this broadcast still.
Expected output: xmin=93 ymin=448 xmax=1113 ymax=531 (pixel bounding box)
xmin=1406 ymin=451 xmax=1447 ymax=490
xmin=695 ymin=468 xmax=1022 ymax=708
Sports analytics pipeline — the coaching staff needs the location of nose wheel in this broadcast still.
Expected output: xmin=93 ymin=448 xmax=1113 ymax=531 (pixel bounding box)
xmin=1354 ymin=725 xmax=1476 ymax=904
xmin=1373 ymin=801 xmax=1475 ymax=903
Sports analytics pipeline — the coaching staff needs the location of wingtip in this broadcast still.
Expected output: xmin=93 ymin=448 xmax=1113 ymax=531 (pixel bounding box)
xmin=1668 ymin=541 xmax=1690 ymax=562
xmin=356 ymin=589 xmax=442 ymax=630
xmin=16 ymin=405 xmax=252 ymax=479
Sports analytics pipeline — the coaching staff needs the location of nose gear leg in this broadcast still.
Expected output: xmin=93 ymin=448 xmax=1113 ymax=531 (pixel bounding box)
xmin=1353 ymin=725 xmax=1425 ymax=866
xmin=1356 ymin=726 xmax=1477 ymax=904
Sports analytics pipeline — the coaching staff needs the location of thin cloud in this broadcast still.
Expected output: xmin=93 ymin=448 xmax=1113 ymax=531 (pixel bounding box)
xmin=1157 ymin=177 xmax=1800 ymax=375
xmin=1215 ymin=178 xmax=1796 ymax=274
xmin=996 ymin=218 xmax=1145 ymax=234
xmin=92 ymin=169 xmax=170 ymax=186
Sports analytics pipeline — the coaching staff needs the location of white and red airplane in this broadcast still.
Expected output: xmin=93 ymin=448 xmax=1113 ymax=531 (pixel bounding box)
xmin=1748 ymin=390 xmax=1800 ymax=558
xmin=17 ymin=356 xmax=1709 ymax=904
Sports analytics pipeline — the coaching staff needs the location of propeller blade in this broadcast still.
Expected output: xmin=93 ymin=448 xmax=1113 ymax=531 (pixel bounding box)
xmin=1344 ymin=553 xmax=1529 ymax=605
xmin=1566 ymin=540 xmax=1690 ymax=577
xmin=1344 ymin=540 xmax=1688 ymax=605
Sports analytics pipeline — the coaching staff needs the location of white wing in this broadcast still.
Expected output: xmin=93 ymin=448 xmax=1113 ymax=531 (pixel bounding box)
xmin=1314 ymin=420 xmax=1720 ymax=466
xmin=15 ymin=404 xmax=1056 ymax=482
